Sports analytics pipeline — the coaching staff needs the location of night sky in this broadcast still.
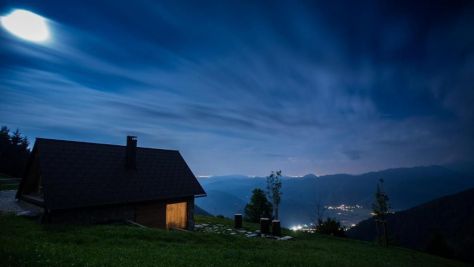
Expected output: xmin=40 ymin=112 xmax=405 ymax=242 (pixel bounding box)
xmin=1 ymin=0 xmax=473 ymax=176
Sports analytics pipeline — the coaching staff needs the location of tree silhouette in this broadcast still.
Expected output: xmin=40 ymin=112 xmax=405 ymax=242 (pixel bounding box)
xmin=372 ymin=178 xmax=390 ymax=246
xmin=244 ymin=188 xmax=273 ymax=223
xmin=314 ymin=196 xmax=326 ymax=225
xmin=266 ymin=170 xmax=282 ymax=220
xmin=316 ymin=217 xmax=346 ymax=237
xmin=0 ymin=126 xmax=30 ymax=177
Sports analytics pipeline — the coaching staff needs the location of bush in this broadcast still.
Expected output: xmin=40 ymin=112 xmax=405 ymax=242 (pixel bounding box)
xmin=316 ymin=218 xmax=346 ymax=237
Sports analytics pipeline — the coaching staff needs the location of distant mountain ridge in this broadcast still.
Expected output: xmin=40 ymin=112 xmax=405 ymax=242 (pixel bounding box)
xmin=347 ymin=187 xmax=474 ymax=263
xmin=194 ymin=205 xmax=212 ymax=216
xmin=196 ymin=165 xmax=474 ymax=227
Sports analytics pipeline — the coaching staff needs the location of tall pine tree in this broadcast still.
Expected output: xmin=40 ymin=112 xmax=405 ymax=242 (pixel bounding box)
xmin=372 ymin=179 xmax=390 ymax=246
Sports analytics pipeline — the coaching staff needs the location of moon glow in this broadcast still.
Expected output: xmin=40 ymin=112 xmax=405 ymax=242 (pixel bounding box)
xmin=1 ymin=9 xmax=50 ymax=43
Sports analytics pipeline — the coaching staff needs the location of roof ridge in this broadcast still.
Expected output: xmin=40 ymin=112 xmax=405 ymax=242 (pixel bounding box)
xmin=36 ymin=137 xmax=179 ymax=152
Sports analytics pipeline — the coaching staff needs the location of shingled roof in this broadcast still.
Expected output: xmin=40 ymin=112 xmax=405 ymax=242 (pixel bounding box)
xmin=23 ymin=138 xmax=206 ymax=210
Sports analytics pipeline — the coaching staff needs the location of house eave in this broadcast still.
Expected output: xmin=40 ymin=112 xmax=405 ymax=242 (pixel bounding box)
xmin=19 ymin=194 xmax=45 ymax=207
xmin=46 ymin=193 xmax=202 ymax=211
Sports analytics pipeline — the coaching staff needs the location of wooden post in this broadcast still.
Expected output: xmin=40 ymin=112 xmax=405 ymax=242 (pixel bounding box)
xmin=272 ymin=220 xmax=281 ymax=236
xmin=260 ymin=217 xmax=270 ymax=235
xmin=234 ymin=214 xmax=242 ymax=229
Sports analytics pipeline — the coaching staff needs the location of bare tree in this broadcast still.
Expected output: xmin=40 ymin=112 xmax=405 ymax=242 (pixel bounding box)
xmin=315 ymin=197 xmax=326 ymax=225
xmin=266 ymin=170 xmax=283 ymax=220
xmin=372 ymin=178 xmax=390 ymax=246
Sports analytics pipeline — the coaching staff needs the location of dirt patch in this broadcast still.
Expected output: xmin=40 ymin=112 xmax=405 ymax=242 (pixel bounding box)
xmin=0 ymin=190 xmax=42 ymax=214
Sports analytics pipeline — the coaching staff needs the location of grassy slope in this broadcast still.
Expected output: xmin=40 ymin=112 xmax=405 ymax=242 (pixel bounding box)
xmin=0 ymin=214 xmax=467 ymax=267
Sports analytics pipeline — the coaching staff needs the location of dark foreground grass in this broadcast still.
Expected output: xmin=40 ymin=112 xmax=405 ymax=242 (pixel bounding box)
xmin=0 ymin=174 xmax=19 ymax=191
xmin=0 ymin=184 xmax=18 ymax=191
xmin=0 ymin=214 xmax=467 ymax=267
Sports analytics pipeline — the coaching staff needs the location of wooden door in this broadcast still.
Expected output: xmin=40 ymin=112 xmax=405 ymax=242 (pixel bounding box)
xmin=166 ymin=202 xmax=187 ymax=229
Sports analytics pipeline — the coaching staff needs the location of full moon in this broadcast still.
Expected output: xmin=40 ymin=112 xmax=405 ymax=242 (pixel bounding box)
xmin=0 ymin=9 xmax=50 ymax=43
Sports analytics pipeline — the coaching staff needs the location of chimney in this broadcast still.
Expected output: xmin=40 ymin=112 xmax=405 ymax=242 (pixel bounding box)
xmin=125 ymin=136 xmax=137 ymax=169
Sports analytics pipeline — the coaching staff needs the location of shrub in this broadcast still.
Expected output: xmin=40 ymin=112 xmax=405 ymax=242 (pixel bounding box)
xmin=316 ymin=218 xmax=346 ymax=237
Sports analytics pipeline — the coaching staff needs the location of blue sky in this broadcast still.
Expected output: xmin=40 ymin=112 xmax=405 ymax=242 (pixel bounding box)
xmin=1 ymin=0 xmax=473 ymax=176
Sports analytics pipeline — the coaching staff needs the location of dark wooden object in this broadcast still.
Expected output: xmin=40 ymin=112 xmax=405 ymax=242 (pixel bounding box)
xmin=272 ymin=220 xmax=281 ymax=236
xmin=234 ymin=214 xmax=242 ymax=228
xmin=260 ymin=217 xmax=270 ymax=235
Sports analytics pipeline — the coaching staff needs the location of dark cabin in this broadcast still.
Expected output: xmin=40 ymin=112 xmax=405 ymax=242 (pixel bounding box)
xmin=16 ymin=136 xmax=206 ymax=230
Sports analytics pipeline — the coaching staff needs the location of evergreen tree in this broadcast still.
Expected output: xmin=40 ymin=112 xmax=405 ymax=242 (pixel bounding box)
xmin=0 ymin=127 xmax=10 ymax=152
xmin=0 ymin=126 xmax=31 ymax=177
xmin=373 ymin=179 xmax=389 ymax=218
xmin=244 ymin=188 xmax=273 ymax=223
xmin=372 ymin=179 xmax=390 ymax=246
xmin=10 ymin=129 xmax=22 ymax=146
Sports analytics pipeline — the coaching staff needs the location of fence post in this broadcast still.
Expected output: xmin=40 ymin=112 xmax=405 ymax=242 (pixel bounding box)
xmin=260 ymin=217 xmax=270 ymax=235
xmin=272 ymin=220 xmax=281 ymax=236
xmin=234 ymin=214 xmax=242 ymax=229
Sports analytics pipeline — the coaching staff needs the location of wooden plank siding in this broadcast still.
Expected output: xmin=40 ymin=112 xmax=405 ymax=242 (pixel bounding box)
xmin=47 ymin=204 xmax=135 ymax=224
xmin=17 ymin=149 xmax=42 ymax=196
xmin=135 ymin=201 xmax=166 ymax=228
xmin=134 ymin=197 xmax=194 ymax=230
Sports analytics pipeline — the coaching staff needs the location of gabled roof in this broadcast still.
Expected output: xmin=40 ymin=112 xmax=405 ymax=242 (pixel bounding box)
xmin=22 ymin=138 xmax=206 ymax=210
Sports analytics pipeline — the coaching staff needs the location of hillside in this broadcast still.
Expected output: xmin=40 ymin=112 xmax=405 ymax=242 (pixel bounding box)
xmin=197 ymin=166 xmax=474 ymax=227
xmin=195 ymin=190 xmax=247 ymax=217
xmin=347 ymin=188 xmax=474 ymax=263
xmin=0 ymin=214 xmax=468 ymax=267
xmin=194 ymin=205 xmax=213 ymax=216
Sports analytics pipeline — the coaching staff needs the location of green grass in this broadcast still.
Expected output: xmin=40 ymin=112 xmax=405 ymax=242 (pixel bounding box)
xmin=196 ymin=215 xmax=260 ymax=230
xmin=0 ymin=214 xmax=467 ymax=267
xmin=195 ymin=215 xmax=295 ymax=236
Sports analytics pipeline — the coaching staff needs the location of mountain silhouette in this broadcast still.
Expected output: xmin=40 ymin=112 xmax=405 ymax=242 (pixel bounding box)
xmin=347 ymin=187 xmax=474 ymax=263
xmin=196 ymin=165 xmax=474 ymax=227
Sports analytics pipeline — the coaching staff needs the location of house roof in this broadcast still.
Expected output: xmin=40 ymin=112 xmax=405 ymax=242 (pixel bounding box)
xmin=25 ymin=138 xmax=206 ymax=210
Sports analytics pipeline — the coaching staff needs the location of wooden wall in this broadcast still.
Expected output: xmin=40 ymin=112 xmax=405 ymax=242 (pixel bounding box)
xmin=46 ymin=196 xmax=195 ymax=230
xmin=18 ymin=150 xmax=41 ymax=195
xmin=186 ymin=197 xmax=195 ymax=230
xmin=135 ymin=201 xmax=166 ymax=228
xmin=47 ymin=204 xmax=135 ymax=224
xmin=135 ymin=196 xmax=194 ymax=230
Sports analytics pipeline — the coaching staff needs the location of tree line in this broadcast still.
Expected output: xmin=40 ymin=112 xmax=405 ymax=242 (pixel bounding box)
xmin=0 ymin=126 xmax=31 ymax=177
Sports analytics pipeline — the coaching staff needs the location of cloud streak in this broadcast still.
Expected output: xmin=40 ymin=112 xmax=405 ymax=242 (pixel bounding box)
xmin=1 ymin=0 xmax=473 ymax=176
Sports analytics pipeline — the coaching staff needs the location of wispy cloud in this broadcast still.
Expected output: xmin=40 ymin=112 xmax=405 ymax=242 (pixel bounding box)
xmin=1 ymin=0 xmax=473 ymax=176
